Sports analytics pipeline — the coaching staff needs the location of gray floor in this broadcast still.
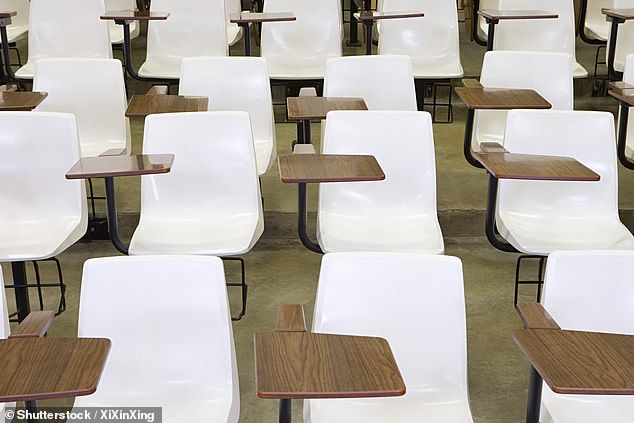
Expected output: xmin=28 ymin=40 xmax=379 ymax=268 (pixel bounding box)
xmin=3 ymin=12 xmax=634 ymax=423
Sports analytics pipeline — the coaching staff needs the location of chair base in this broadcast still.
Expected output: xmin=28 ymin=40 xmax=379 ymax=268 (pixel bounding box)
xmin=222 ymin=256 xmax=248 ymax=321
xmin=415 ymin=79 xmax=453 ymax=123
xmin=514 ymin=254 xmax=546 ymax=306
xmin=6 ymin=258 xmax=67 ymax=323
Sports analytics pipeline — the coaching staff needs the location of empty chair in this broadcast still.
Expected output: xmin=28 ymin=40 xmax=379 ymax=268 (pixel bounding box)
xmin=580 ymin=0 xmax=612 ymax=42
xmin=606 ymin=0 xmax=634 ymax=74
xmin=261 ymin=0 xmax=342 ymax=80
xmin=317 ymin=111 xmax=443 ymax=254
xmin=33 ymin=58 xmax=131 ymax=157
xmin=179 ymin=57 xmax=276 ymax=175
xmin=72 ymin=255 xmax=239 ymax=423
xmin=305 ymin=252 xmax=473 ymax=423
xmin=138 ymin=0 xmax=228 ymax=80
xmin=0 ymin=0 xmax=29 ymax=49
xmin=323 ymin=55 xmax=417 ymax=111
xmin=104 ymin=0 xmax=140 ymax=45
xmin=15 ymin=0 xmax=112 ymax=80
xmin=537 ymin=250 xmax=634 ymax=423
xmin=225 ymin=0 xmax=243 ymax=46
xmin=493 ymin=0 xmax=587 ymax=78
xmin=471 ymin=51 xmax=573 ymax=151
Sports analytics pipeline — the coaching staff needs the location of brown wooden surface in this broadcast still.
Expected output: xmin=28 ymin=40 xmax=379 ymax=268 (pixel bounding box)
xmin=512 ymin=329 xmax=634 ymax=395
xmin=473 ymin=152 xmax=600 ymax=181
xmin=0 ymin=11 xmax=17 ymax=19
xmin=356 ymin=10 xmax=424 ymax=21
xmin=0 ymin=337 xmax=110 ymax=402
xmin=479 ymin=142 xmax=508 ymax=153
xmin=0 ymin=91 xmax=47 ymax=111
xmin=146 ymin=85 xmax=169 ymax=95
xmin=9 ymin=311 xmax=55 ymax=338
xmin=287 ymin=97 xmax=367 ymax=121
xmin=609 ymin=89 xmax=634 ymax=106
xmin=125 ymin=94 xmax=208 ymax=117
xmin=255 ymin=332 xmax=405 ymax=399
xmin=462 ymin=78 xmax=483 ymax=88
xmin=515 ymin=303 xmax=560 ymax=330
xmin=601 ymin=8 xmax=634 ymax=20
xmin=66 ymin=154 xmax=174 ymax=179
xmin=455 ymin=87 xmax=552 ymax=110
xmin=478 ymin=9 xmax=558 ymax=20
xmin=276 ymin=305 xmax=307 ymax=332
xmin=100 ymin=10 xmax=170 ymax=21
xmin=608 ymin=81 xmax=634 ymax=91
xmin=230 ymin=11 xmax=296 ymax=23
xmin=278 ymin=154 xmax=385 ymax=183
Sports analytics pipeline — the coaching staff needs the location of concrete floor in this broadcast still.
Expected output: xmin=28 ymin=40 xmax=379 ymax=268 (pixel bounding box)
xmin=3 ymin=11 xmax=634 ymax=423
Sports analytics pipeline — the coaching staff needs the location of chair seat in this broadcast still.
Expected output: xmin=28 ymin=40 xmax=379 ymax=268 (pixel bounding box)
xmin=573 ymin=62 xmax=589 ymax=78
xmin=541 ymin=387 xmax=634 ymax=423
xmin=411 ymin=57 xmax=464 ymax=79
xmin=585 ymin=23 xmax=609 ymax=42
xmin=227 ymin=24 xmax=243 ymax=46
xmin=318 ymin=213 xmax=444 ymax=254
xmin=14 ymin=61 xmax=35 ymax=79
xmin=138 ymin=56 xmax=186 ymax=80
xmin=498 ymin=213 xmax=634 ymax=255
xmin=129 ymin=216 xmax=263 ymax=256
xmin=255 ymin=138 xmax=274 ymax=175
xmin=306 ymin=392 xmax=473 ymax=423
xmin=4 ymin=25 xmax=27 ymax=44
xmin=266 ymin=57 xmax=332 ymax=80
xmin=108 ymin=21 xmax=139 ymax=45
xmin=0 ymin=217 xmax=85 ymax=261
xmin=80 ymin=138 xmax=128 ymax=157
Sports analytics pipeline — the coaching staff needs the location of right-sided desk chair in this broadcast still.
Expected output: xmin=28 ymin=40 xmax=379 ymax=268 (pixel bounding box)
xmin=317 ymin=110 xmax=443 ymax=254
xmin=485 ymin=110 xmax=634 ymax=303
xmin=304 ymin=252 xmax=474 ymax=423
xmin=104 ymin=0 xmax=140 ymax=46
xmin=72 ymin=255 xmax=239 ymax=423
xmin=129 ymin=112 xmax=264 ymax=320
xmin=527 ymin=250 xmax=634 ymax=423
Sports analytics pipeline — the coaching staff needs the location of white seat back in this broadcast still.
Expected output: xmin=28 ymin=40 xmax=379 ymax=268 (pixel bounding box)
xmin=104 ymin=0 xmax=140 ymax=43
xmin=323 ymin=55 xmax=417 ymax=111
xmin=623 ymin=54 xmax=634 ymax=158
xmin=75 ymin=255 xmax=239 ymax=422
xmin=476 ymin=0 xmax=499 ymax=41
xmin=473 ymin=51 xmax=573 ymax=150
xmin=33 ymin=58 xmax=130 ymax=157
xmin=179 ymin=57 xmax=276 ymax=175
xmin=583 ymin=0 xmax=612 ymax=41
xmin=609 ymin=0 xmax=634 ymax=72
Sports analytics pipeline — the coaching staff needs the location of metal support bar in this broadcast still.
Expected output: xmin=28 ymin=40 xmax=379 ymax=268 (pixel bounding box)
xmin=119 ymin=20 xmax=175 ymax=83
xmin=606 ymin=17 xmax=625 ymax=81
xmin=485 ymin=18 xmax=498 ymax=51
xmin=297 ymin=183 xmax=323 ymax=254
xmin=485 ymin=175 xmax=519 ymax=253
xmin=11 ymin=261 xmax=30 ymax=322
xmin=364 ymin=20 xmax=374 ymax=55
xmin=463 ymin=109 xmax=484 ymax=168
xmin=578 ymin=0 xmax=607 ymax=45
xmin=347 ymin=0 xmax=362 ymax=47
xmin=240 ymin=23 xmax=252 ymax=57
xmin=0 ymin=21 xmax=17 ymax=82
xmin=104 ymin=177 xmax=129 ymax=255
xmin=525 ymin=367 xmax=543 ymax=423
xmin=616 ymin=101 xmax=634 ymax=169
xmin=279 ymin=398 xmax=292 ymax=423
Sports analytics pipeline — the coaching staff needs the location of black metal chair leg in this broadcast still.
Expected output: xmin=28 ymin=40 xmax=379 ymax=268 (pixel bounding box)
xmin=222 ymin=256 xmax=248 ymax=321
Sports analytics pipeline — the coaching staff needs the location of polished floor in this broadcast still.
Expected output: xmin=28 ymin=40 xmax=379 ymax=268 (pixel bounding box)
xmin=2 ymin=11 xmax=634 ymax=423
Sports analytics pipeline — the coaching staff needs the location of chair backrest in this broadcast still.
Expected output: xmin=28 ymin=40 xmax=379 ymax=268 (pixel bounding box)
xmin=608 ymin=0 xmax=634 ymax=72
xmin=542 ymin=250 xmax=634 ymax=334
xmin=139 ymin=111 xmax=262 ymax=226
xmin=583 ymin=0 xmax=612 ymax=40
xmin=624 ymin=54 xmax=634 ymax=158
xmin=76 ymin=255 xmax=239 ymax=421
xmin=33 ymin=58 xmax=130 ymax=157
xmin=378 ymin=0 xmax=462 ymax=77
xmin=473 ymin=51 xmax=573 ymax=149
xmin=319 ymin=110 xmax=438 ymax=223
xmin=179 ymin=57 xmax=276 ymax=174
xmin=0 ymin=112 xmax=86 ymax=228
xmin=476 ymin=0 xmax=498 ymax=40
xmin=323 ymin=55 xmax=417 ymax=111
xmin=147 ymin=0 xmax=228 ymax=60
xmin=261 ymin=0 xmax=342 ymax=78
xmin=104 ymin=0 xmax=139 ymax=42
xmin=312 ymin=252 xmax=468 ymax=394
xmin=26 ymin=0 xmax=111 ymax=62
xmin=498 ymin=110 xmax=618 ymax=221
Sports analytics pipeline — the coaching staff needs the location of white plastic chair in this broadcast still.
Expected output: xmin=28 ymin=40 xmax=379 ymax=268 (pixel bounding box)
xmin=33 ymin=58 xmax=131 ymax=157
xmin=622 ymin=54 xmax=634 ymax=159
xmin=104 ymin=0 xmax=140 ymax=45
xmin=537 ymin=250 xmax=634 ymax=423
xmin=581 ymin=0 xmax=612 ymax=42
xmin=472 ymin=51 xmax=573 ymax=151
xmin=377 ymin=0 xmax=463 ymax=80
xmin=15 ymin=0 xmax=112 ymax=80
xmin=260 ymin=0 xmax=342 ymax=80
xmin=179 ymin=57 xmax=276 ymax=175
xmin=72 ymin=255 xmax=239 ymax=423
xmin=496 ymin=110 xmax=634 ymax=255
xmin=317 ymin=111 xmax=443 ymax=254
xmin=138 ymin=0 xmax=228 ymax=80
xmin=304 ymin=252 xmax=473 ymax=423
xmin=323 ymin=55 xmax=417 ymax=111
xmin=0 ymin=0 xmax=28 ymax=44
xmin=493 ymin=0 xmax=587 ymax=78
xmin=225 ymin=0 xmax=243 ymax=46
xmin=606 ymin=0 xmax=634 ymax=74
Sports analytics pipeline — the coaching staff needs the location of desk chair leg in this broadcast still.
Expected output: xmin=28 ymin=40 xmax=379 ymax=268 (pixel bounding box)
xmin=279 ymin=399 xmax=292 ymax=423
xmin=514 ymin=255 xmax=546 ymax=306
xmin=222 ymin=256 xmax=248 ymax=321
xmin=31 ymin=258 xmax=66 ymax=316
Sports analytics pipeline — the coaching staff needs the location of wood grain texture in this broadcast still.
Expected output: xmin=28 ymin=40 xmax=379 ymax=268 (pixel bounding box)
xmin=515 ymin=303 xmax=560 ymax=329
xmin=356 ymin=10 xmax=424 ymax=21
xmin=9 ymin=311 xmax=55 ymax=338
xmin=255 ymin=332 xmax=405 ymax=399
xmin=66 ymin=154 xmax=174 ymax=179
xmin=608 ymin=81 xmax=634 ymax=91
xmin=462 ymin=78 xmax=483 ymax=88
xmin=100 ymin=10 xmax=170 ymax=21
xmin=512 ymin=329 xmax=634 ymax=395
xmin=287 ymin=97 xmax=367 ymax=121
xmin=456 ymin=87 xmax=552 ymax=110
xmin=473 ymin=152 xmax=600 ymax=181
xmin=609 ymin=89 xmax=634 ymax=106
xmin=278 ymin=154 xmax=385 ymax=183
xmin=0 ymin=338 xmax=110 ymax=401
xmin=230 ymin=12 xmax=296 ymax=23
xmin=479 ymin=142 xmax=508 ymax=153
xmin=0 ymin=91 xmax=47 ymax=111
xmin=478 ymin=9 xmax=558 ymax=20
xmin=126 ymin=94 xmax=208 ymax=117
xmin=601 ymin=8 xmax=634 ymax=20
xmin=276 ymin=305 xmax=307 ymax=332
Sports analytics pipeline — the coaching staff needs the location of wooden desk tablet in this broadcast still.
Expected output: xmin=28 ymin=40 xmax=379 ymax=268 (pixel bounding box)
xmin=601 ymin=8 xmax=634 ymax=79
xmin=230 ymin=12 xmax=296 ymax=56
xmin=0 ymin=337 xmax=110 ymax=402
xmin=278 ymin=154 xmax=385 ymax=183
xmin=100 ymin=10 xmax=170 ymax=22
xmin=478 ymin=9 xmax=558 ymax=51
xmin=473 ymin=152 xmax=600 ymax=181
xmin=0 ymin=91 xmax=47 ymax=111
xmin=125 ymin=94 xmax=208 ymax=117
